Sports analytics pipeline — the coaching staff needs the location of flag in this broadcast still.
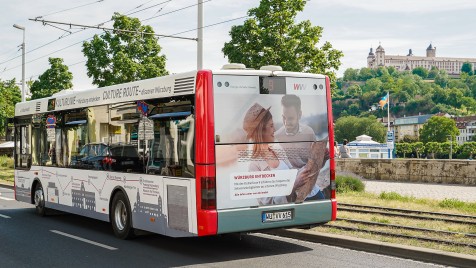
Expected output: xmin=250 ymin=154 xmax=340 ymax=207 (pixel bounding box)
xmin=379 ymin=93 xmax=389 ymax=108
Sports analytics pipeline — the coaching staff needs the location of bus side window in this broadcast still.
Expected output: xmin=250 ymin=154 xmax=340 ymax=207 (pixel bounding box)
xmin=15 ymin=124 xmax=32 ymax=169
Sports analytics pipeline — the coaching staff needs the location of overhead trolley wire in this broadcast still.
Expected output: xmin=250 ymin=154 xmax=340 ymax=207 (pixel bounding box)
xmin=141 ymin=0 xmax=212 ymax=22
xmin=3 ymin=0 xmax=244 ymax=74
xmin=35 ymin=0 xmax=106 ymax=19
xmin=0 ymin=0 xmax=177 ymax=66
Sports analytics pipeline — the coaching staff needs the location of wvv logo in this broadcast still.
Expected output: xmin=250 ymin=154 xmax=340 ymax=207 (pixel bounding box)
xmin=293 ymin=84 xmax=307 ymax=90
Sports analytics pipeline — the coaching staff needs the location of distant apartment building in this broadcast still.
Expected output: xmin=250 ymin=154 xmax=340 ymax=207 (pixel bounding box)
xmin=394 ymin=114 xmax=432 ymax=141
xmin=367 ymin=44 xmax=476 ymax=75
xmin=454 ymin=115 xmax=476 ymax=145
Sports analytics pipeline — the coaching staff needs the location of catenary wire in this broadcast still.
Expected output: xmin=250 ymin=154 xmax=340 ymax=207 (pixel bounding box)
xmin=0 ymin=0 xmax=172 ymax=65
xmin=35 ymin=0 xmax=106 ymax=19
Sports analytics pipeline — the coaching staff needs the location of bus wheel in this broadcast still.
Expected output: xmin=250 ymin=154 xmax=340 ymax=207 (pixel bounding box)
xmin=34 ymin=183 xmax=47 ymax=216
xmin=111 ymin=191 xmax=135 ymax=239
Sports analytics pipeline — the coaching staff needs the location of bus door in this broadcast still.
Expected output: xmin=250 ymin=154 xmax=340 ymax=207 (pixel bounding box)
xmin=14 ymin=117 xmax=32 ymax=170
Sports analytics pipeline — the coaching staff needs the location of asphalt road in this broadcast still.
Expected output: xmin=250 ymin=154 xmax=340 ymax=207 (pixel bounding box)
xmin=0 ymin=187 xmax=447 ymax=268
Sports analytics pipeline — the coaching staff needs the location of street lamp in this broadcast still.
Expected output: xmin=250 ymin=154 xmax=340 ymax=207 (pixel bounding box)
xmin=13 ymin=24 xmax=26 ymax=102
xmin=447 ymin=135 xmax=453 ymax=160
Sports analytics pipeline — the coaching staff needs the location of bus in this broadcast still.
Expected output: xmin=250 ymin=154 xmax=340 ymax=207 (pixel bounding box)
xmin=14 ymin=64 xmax=336 ymax=239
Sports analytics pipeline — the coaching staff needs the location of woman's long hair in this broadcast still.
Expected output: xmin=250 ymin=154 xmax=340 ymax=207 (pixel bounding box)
xmin=250 ymin=111 xmax=273 ymax=158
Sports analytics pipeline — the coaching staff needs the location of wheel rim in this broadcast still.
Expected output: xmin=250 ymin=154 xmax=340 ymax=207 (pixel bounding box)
xmin=34 ymin=187 xmax=44 ymax=208
xmin=114 ymin=200 xmax=127 ymax=231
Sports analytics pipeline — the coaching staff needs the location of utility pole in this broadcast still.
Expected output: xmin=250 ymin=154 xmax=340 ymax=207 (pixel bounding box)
xmin=197 ymin=0 xmax=203 ymax=70
xmin=13 ymin=24 xmax=26 ymax=102
xmin=447 ymin=135 xmax=453 ymax=160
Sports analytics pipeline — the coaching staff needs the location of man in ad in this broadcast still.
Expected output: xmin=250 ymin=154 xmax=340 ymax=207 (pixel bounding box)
xmin=275 ymin=94 xmax=327 ymax=201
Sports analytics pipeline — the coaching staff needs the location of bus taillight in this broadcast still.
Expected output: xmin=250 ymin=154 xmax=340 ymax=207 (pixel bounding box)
xmin=201 ymin=177 xmax=216 ymax=210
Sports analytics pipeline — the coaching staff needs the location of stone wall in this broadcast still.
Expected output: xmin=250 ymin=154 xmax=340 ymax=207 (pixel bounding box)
xmin=335 ymin=159 xmax=476 ymax=185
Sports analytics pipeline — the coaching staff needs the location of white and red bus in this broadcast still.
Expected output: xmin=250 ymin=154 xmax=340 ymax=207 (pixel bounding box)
xmin=14 ymin=64 xmax=336 ymax=239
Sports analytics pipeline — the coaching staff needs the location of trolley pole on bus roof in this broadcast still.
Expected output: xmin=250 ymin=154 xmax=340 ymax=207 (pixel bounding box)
xmin=197 ymin=0 xmax=204 ymax=70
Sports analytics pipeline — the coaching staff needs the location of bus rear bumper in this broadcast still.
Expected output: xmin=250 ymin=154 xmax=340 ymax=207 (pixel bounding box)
xmin=216 ymin=200 xmax=333 ymax=234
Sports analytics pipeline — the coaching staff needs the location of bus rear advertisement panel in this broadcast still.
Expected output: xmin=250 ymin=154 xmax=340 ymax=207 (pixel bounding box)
xmin=213 ymin=75 xmax=331 ymax=211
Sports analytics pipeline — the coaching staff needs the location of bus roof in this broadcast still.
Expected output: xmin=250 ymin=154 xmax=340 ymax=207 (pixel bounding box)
xmin=15 ymin=69 xmax=326 ymax=117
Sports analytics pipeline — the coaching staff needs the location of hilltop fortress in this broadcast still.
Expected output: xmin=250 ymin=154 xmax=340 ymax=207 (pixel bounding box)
xmin=367 ymin=44 xmax=476 ymax=75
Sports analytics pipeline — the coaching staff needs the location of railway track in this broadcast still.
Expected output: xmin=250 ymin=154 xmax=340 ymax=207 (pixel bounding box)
xmin=338 ymin=203 xmax=476 ymax=225
xmin=329 ymin=203 xmax=476 ymax=249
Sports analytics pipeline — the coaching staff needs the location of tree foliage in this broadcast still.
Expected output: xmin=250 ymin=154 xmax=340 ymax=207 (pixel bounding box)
xmin=412 ymin=67 xmax=428 ymax=79
xmin=412 ymin=142 xmax=424 ymax=158
xmin=425 ymin=142 xmax=441 ymax=159
xmin=0 ymin=79 xmax=21 ymax=135
xmin=82 ymin=13 xmax=168 ymax=87
xmin=419 ymin=116 xmax=459 ymax=143
xmin=222 ymin=0 xmax=343 ymax=85
xmin=396 ymin=142 xmax=412 ymax=158
xmin=461 ymin=62 xmax=474 ymax=76
xmin=334 ymin=116 xmax=386 ymax=143
xmin=30 ymin=58 xmax=73 ymax=100
xmin=460 ymin=142 xmax=476 ymax=158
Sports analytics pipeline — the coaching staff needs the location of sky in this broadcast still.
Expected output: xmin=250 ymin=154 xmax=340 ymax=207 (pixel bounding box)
xmin=1 ymin=0 xmax=476 ymax=91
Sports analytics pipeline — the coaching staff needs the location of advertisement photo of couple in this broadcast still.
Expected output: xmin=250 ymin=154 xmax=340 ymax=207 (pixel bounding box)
xmin=214 ymin=79 xmax=330 ymax=210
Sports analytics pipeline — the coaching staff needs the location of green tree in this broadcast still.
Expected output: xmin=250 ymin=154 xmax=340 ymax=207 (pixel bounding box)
xmin=447 ymin=88 xmax=464 ymax=108
xmin=427 ymin=66 xmax=439 ymax=79
xmin=419 ymin=116 xmax=459 ymax=143
xmin=461 ymin=142 xmax=476 ymax=158
xmin=82 ymin=13 xmax=168 ymax=87
xmin=346 ymin=84 xmax=362 ymax=97
xmin=343 ymin=68 xmax=359 ymax=81
xmin=334 ymin=116 xmax=386 ymax=143
xmin=434 ymin=70 xmax=449 ymax=88
xmin=425 ymin=142 xmax=441 ymax=159
xmin=412 ymin=142 xmax=425 ymax=158
xmin=440 ymin=141 xmax=457 ymax=159
xmin=30 ymin=57 xmax=73 ymax=100
xmin=0 ymin=79 xmax=21 ymax=135
xmin=461 ymin=62 xmax=474 ymax=76
xmin=396 ymin=142 xmax=412 ymax=158
xmin=358 ymin=67 xmax=375 ymax=81
xmin=364 ymin=78 xmax=382 ymax=93
xmin=223 ymin=0 xmax=342 ymax=85
xmin=412 ymin=67 xmax=428 ymax=79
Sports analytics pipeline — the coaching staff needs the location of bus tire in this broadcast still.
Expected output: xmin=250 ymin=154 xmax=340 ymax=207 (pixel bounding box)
xmin=34 ymin=182 xmax=47 ymax=216
xmin=111 ymin=191 xmax=135 ymax=239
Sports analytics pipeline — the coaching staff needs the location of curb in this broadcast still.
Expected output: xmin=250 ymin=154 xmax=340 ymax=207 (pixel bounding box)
xmin=267 ymin=229 xmax=476 ymax=268
xmin=0 ymin=183 xmax=14 ymax=190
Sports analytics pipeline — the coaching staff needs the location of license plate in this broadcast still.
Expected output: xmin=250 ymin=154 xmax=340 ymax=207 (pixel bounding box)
xmin=122 ymin=161 xmax=133 ymax=165
xmin=262 ymin=210 xmax=293 ymax=223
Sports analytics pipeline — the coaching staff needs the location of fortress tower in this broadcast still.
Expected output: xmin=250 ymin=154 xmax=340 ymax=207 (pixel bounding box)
xmin=375 ymin=44 xmax=385 ymax=67
xmin=367 ymin=48 xmax=376 ymax=68
xmin=426 ymin=43 xmax=436 ymax=57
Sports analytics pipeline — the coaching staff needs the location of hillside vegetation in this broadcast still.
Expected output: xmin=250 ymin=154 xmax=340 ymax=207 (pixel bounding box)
xmin=333 ymin=66 xmax=476 ymax=119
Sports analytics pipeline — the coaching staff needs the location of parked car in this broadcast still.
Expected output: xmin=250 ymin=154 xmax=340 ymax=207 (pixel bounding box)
xmin=71 ymin=143 xmax=143 ymax=172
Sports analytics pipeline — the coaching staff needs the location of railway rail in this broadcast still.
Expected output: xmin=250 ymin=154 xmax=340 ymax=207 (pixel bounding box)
xmin=338 ymin=203 xmax=476 ymax=225
xmin=331 ymin=203 xmax=476 ymax=249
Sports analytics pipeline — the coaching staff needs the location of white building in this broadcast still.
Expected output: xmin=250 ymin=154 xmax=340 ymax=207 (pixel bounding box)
xmin=347 ymin=135 xmax=391 ymax=159
xmin=367 ymin=44 xmax=476 ymax=75
xmin=454 ymin=116 xmax=476 ymax=145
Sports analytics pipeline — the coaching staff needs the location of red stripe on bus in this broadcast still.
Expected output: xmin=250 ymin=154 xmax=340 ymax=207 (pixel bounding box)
xmin=195 ymin=70 xmax=218 ymax=236
xmin=326 ymin=76 xmax=337 ymax=215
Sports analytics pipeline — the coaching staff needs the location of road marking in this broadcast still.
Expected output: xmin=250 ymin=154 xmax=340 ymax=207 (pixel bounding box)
xmin=50 ymin=230 xmax=118 ymax=250
xmin=0 ymin=196 xmax=15 ymax=201
xmin=0 ymin=214 xmax=11 ymax=219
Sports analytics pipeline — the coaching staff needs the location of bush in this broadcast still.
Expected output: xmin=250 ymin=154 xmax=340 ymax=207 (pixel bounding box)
xmin=379 ymin=191 xmax=415 ymax=202
xmin=438 ymin=198 xmax=465 ymax=209
xmin=0 ymin=156 xmax=14 ymax=168
xmin=335 ymin=175 xmax=365 ymax=193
